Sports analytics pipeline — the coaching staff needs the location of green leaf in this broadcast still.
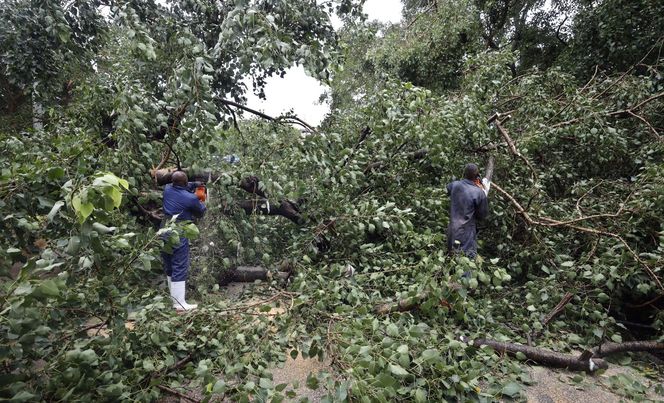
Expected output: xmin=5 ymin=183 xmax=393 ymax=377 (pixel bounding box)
xmin=66 ymin=236 xmax=81 ymax=254
xmin=183 ymin=223 xmax=200 ymax=240
xmin=306 ymin=374 xmax=319 ymax=390
xmin=47 ymin=167 xmax=65 ymax=180
xmin=103 ymin=186 xmax=122 ymax=209
xmin=259 ymin=378 xmax=273 ymax=389
xmin=92 ymin=222 xmax=117 ymax=234
xmin=212 ymin=380 xmax=226 ymax=393
xmin=388 ymin=363 xmax=409 ymax=377
xmin=11 ymin=391 xmax=37 ymax=402
xmin=47 ymin=201 xmax=65 ymax=222
xmin=78 ymin=202 xmax=94 ymax=223
xmin=420 ymin=349 xmax=441 ymax=362
xmin=414 ymin=388 xmax=427 ymax=402
xmin=502 ymin=382 xmax=521 ymax=397
xmin=35 ymin=279 xmax=60 ymax=297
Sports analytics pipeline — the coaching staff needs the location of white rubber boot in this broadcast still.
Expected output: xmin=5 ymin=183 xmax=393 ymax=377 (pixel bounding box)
xmin=170 ymin=281 xmax=198 ymax=311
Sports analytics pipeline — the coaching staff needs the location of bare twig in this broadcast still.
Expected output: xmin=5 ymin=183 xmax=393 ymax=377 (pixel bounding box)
xmin=575 ymin=181 xmax=604 ymax=217
xmin=488 ymin=113 xmax=536 ymax=181
xmin=547 ymin=65 xmax=600 ymax=123
xmin=157 ymin=385 xmax=199 ymax=403
xmin=220 ymin=98 xmax=316 ymax=132
xmin=542 ymin=292 xmax=574 ymax=326
xmin=551 ymin=91 xmax=664 ymax=133
xmin=592 ymin=38 xmax=664 ymax=100
xmin=625 ymin=294 xmax=663 ymax=308
xmin=405 ymin=1 xmax=437 ymax=29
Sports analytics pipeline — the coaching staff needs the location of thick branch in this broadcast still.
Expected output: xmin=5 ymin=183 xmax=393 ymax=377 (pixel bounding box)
xmin=488 ymin=113 xmax=536 ymax=181
xmin=551 ymin=91 xmax=664 ymax=137
xmin=236 ymin=199 xmax=303 ymax=225
xmin=592 ymin=341 xmax=664 ymax=358
xmin=472 ymin=338 xmax=608 ymax=372
xmin=542 ymin=292 xmax=574 ymax=326
xmin=484 ymin=156 xmax=495 ymax=182
xmin=238 ymin=176 xmax=268 ymax=198
xmin=220 ymin=98 xmax=315 ymax=132
xmin=153 ymin=168 xmax=217 ymax=186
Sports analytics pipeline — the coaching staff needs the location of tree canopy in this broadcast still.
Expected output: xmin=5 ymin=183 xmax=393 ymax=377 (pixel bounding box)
xmin=1 ymin=0 xmax=663 ymax=401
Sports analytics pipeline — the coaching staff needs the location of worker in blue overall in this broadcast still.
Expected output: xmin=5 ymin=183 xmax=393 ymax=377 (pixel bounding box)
xmin=446 ymin=163 xmax=490 ymax=258
xmin=162 ymin=171 xmax=206 ymax=311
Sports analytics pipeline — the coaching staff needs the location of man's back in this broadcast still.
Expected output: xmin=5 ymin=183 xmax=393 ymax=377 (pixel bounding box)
xmin=163 ymin=183 xmax=206 ymax=221
xmin=446 ymin=179 xmax=489 ymax=257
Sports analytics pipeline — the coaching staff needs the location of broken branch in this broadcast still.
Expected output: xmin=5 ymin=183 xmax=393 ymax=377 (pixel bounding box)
xmin=471 ymin=338 xmax=608 ymax=372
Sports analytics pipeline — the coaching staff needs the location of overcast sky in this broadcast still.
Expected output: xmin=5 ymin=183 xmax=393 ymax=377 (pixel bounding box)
xmin=242 ymin=0 xmax=403 ymax=127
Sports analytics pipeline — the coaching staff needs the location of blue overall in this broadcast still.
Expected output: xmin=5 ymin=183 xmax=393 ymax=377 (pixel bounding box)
xmin=161 ymin=183 xmax=206 ymax=281
xmin=446 ymin=179 xmax=489 ymax=258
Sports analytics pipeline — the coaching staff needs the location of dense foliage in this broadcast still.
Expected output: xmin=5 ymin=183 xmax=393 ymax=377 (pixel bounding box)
xmin=1 ymin=0 xmax=663 ymax=401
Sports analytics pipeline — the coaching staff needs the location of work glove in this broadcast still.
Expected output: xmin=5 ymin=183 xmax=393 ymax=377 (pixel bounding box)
xmin=481 ymin=177 xmax=491 ymax=196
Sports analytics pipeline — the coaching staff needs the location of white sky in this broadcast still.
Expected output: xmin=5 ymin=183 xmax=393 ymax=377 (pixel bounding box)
xmin=243 ymin=0 xmax=403 ymax=127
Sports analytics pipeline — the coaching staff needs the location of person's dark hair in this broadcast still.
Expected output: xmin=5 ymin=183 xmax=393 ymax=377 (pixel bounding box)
xmin=463 ymin=163 xmax=479 ymax=180
xmin=172 ymin=171 xmax=188 ymax=186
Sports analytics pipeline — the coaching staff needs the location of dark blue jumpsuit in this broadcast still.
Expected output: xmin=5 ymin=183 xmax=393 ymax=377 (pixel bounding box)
xmin=161 ymin=183 xmax=206 ymax=281
xmin=446 ymin=179 xmax=489 ymax=258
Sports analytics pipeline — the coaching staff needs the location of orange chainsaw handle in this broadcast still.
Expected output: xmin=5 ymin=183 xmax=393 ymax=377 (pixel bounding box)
xmin=195 ymin=185 xmax=207 ymax=202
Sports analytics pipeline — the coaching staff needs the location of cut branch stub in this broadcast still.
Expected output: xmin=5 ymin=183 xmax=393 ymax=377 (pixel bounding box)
xmin=236 ymin=199 xmax=304 ymax=225
xmin=374 ymin=292 xmax=429 ymax=315
xmin=239 ymin=176 xmax=268 ymax=198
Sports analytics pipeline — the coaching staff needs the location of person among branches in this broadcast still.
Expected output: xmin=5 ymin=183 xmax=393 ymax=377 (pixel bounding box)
xmin=162 ymin=171 xmax=207 ymax=311
xmin=446 ymin=163 xmax=490 ymax=258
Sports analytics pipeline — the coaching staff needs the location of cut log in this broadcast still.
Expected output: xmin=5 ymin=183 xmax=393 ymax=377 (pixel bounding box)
xmin=374 ymin=293 xmax=429 ymax=315
xmin=471 ymin=338 xmax=608 ymax=372
xmin=153 ymin=168 xmax=217 ymax=186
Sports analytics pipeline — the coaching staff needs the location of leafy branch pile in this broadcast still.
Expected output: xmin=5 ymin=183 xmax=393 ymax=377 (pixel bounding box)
xmin=1 ymin=0 xmax=664 ymax=401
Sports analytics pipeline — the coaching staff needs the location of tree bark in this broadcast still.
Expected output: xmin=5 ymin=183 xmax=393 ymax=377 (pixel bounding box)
xmin=374 ymin=293 xmax=429 ymax=315
xmin=153 ymin=168 xmax=217 ymax=186
xmin=591 ymin=341 xmax=664 ymax=358
xmin=472 ymin=338 xmax=608 ymax=372
xmin=236 ymin=199 xmax=303 ymax=225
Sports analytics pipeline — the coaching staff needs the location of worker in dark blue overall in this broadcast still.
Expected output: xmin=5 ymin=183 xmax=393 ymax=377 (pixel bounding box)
xmin=446 ymin=163 xmax=490 ymax=258
xmin=162 ymin=171 xmax=206 ymax=311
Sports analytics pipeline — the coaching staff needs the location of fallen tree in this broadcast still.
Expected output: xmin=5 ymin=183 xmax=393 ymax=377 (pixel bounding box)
xmin=151 ymin=168 xmax=304 ymax=224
